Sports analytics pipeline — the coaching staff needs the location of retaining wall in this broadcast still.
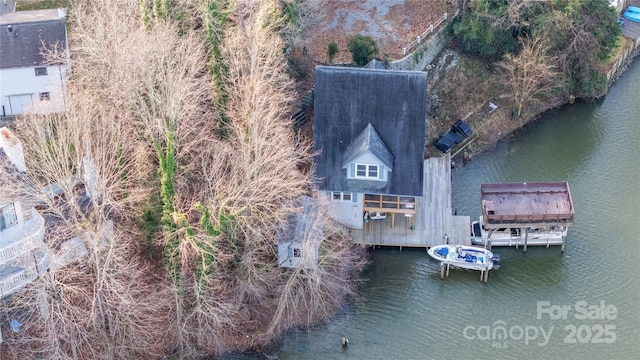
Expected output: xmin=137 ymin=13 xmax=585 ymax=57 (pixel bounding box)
xmin=389 ymin=28 xmax=450 ymax=72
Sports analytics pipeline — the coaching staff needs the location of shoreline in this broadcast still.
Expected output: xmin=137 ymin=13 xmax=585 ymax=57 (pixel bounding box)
xmin=218 ymin=20 xmax=640 ymax=360
xmin=431 ymin=37 xmax=640 ymax=161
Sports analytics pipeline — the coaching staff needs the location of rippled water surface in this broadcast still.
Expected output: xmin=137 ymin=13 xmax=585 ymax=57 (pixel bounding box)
xmin=229 ymin=60 xmax=640 ymax=360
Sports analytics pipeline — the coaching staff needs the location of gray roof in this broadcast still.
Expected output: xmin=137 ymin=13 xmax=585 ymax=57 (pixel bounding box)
xmin=313 ymin=66 xmax=427 ymax=196
xmin=364 ymin=59 xmax=387 ymax=69
xmin=342 ymin=123 xmax=393 ymax=168
xmin=279 ymin=196 xmax=323 ymax=245
xmin=0 ymin=1 xmax=16 ymax=17
xmin=0 ymin=9 xmax=67 ymax=69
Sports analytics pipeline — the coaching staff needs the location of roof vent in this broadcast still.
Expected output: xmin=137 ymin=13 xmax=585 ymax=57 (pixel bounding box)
xmin=6 ymin=24 xmax=12 ymax=33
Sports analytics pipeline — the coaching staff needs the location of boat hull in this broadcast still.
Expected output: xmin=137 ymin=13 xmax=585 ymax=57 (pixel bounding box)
xmin=427 ymin=244 xmax=496 ymax=271
xmin=470 ymin=216 xmax=566 ymax=247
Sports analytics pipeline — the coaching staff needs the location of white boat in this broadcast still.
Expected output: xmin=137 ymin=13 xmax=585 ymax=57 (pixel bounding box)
xmin=427 ymin=244 xmax=499 ymax=271
xmin=470 ymin=216 xmax=567 ymax=247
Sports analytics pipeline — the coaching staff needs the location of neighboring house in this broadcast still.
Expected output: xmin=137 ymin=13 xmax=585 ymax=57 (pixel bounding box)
xmin=0 ymin=8 xmax=69 ymax=117
xmin=0 ymin=127 xmax=48 ymax=299
xmin=312 ymin=66 xmax=427 ymax=230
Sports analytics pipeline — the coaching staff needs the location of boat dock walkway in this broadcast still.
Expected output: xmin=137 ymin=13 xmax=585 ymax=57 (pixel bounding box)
xmin=352 ymin=153 xmax=470 ymax=249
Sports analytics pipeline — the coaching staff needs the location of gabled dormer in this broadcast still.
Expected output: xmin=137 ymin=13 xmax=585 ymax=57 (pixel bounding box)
xmin=342 ymin=123 xmax=393 ymax=182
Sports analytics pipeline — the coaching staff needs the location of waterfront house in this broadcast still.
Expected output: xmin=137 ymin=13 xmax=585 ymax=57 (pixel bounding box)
xmin=312 ymin=66 xmax=427 ymax=232
xmin=0 ymin=8 xmax=69 ymax=117
xmin=0 ymin=127 xmax=48 ymax=299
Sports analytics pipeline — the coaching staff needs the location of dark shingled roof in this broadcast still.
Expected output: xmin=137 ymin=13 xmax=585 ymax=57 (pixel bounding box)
xmin=0 ymin=9 xmax=67 ymax=69
xmin=364 ymin=58 xmax=387 ymax=69
xmin=313 ymin=66 xmax=427 ymax=196
xmin=342 ymin=123 xmax=393 ymax=169
xmin=0 ymin=1 xmax=16 ymax=17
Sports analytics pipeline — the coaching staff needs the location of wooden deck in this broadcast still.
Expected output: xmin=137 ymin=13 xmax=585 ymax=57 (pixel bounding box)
xmin=352 ymin=153 xmax=470 ymax=248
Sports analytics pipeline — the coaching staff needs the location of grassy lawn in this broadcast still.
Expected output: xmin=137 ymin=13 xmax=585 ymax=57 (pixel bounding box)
xmin=15 ymin=0 xmax=70 ymax=11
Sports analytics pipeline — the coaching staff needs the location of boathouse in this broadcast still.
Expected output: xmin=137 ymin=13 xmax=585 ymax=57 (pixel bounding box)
xmin=479 ymin=182 xmax=575 ymax=252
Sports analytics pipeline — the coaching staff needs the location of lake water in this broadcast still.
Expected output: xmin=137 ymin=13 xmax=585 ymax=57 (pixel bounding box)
xmin=227 ymin=59 xmax=640 ymax=360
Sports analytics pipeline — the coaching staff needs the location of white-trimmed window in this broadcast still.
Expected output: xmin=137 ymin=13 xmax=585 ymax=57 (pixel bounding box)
xmin=332 ymin=191 xmax=352 ymax=201
xmin=40 ymin=92 xmax=50 ymax=101
xmin=355 ymin=164 xmax=379 ymax=179
xmin=0 ymin=203 xmax=18 ymax=230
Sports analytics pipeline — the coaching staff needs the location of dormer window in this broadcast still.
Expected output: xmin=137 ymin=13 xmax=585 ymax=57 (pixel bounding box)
xmin=356 ymin=164 xmax=379 ymax=179
xmin=342 ymin=124 xmax=393 ymax=183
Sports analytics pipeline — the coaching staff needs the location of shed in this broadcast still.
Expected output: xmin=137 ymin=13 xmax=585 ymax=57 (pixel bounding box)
xmin=278 ymin=197 xmax=323 ymax=269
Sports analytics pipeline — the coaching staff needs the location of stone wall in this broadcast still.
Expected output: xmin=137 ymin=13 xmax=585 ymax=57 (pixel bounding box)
xmin=606 ymin=36 xmax=640 ymax=85
xmin=389 ymin=28 xmax=450 ymax=72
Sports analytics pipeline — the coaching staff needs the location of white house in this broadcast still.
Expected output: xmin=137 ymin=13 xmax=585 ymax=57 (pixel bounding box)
xmin=0 ymin=127 xmax=48 ymax=299
xmin=0 ymin=8 xmax=69 ymax=117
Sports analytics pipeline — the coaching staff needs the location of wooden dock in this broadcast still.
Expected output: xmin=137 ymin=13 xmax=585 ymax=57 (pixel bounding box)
xmin=352 ymin=153 xmax=470 ymax=248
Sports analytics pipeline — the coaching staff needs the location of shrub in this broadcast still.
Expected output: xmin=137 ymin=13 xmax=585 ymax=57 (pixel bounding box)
xmin=327 ymin=41 xmax=338 ymax=63
xmin=347 ymin=34 xmax=378 ymax=66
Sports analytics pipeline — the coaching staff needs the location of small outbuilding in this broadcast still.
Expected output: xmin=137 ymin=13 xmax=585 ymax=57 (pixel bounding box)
xmin=278 ymin=197 xmax=323 ymax=269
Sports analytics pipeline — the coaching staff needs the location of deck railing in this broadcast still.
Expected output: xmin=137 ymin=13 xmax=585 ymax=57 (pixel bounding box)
xmin=0 ymin=269 xmax=36 ymax=298
xmin=401 ymin=10 xmax=459 ymax=56
xmin=0 ymin=209 xmax=47 ymax=299
xmin=0 ymin=210 xmax=45 ymax=262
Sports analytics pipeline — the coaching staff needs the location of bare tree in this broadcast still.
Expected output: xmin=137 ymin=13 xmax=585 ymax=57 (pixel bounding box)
xmin=498 ymin=37 xmax=559 ymax=117
xmin=266 ymin=204 xmax=367 ymax=339
xmin=1 ymin=0 xmax=212 ymax=358
xmin=2 ymin=1 xmax=367 ymax=358
xmin=493 ymin=0 xmax=546 ymax=29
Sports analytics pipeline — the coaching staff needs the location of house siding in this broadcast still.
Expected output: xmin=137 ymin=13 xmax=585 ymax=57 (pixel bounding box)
xmin=346 ymin=152 xmax=389 ymax=181
xmin=320 ymin=191 xmax=363 ymax=229
xmin=0 ymin=64 xmax=67 ymax=116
